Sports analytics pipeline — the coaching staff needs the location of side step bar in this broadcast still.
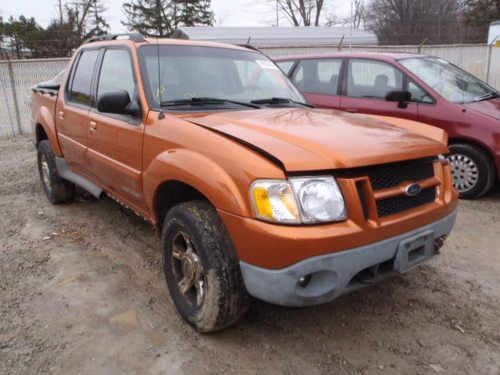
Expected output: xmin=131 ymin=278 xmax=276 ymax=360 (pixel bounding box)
xmin=55 ymin=157 xmax=102 ymax=198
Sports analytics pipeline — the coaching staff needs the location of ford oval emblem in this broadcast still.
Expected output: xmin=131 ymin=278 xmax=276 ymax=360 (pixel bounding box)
xmin=405 ymin=183 xmax=422 ymax=196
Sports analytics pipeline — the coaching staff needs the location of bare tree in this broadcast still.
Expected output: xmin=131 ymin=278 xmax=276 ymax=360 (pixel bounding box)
xmin=352 ymin=0 xmax=366 ymax=29
xmin=366 ymin=0 xmax=464 ymax=45
xmin=326 ymin=0 xmax=365 ymax=28
xmin=275 ymin=0 xmax=325 ymax=26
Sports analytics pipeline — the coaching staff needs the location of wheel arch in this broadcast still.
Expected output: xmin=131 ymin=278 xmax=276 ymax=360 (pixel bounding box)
xmin=144 ymin=149 xmax=251 ymax=226
xmin=33 ymin=106 xmax=63 ymax=156
xmin=154 ymin=180 xmax=209 ymax=228
xmin=448 ymin=137 xmax=498 ymax=180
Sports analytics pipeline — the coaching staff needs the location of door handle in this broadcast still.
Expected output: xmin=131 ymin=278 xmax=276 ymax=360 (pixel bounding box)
xmin=89 ymin=120 xmax=97 ymax=135
xmin=58 ymin=111 xmax=64 ymax=120
xmin=345 ymin=108 xmax=358 ymax=113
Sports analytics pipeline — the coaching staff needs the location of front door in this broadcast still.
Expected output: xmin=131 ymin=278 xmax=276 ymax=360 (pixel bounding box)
xmin=340 ymin=58 xmax=419 ymax=120
xmin=87 ymin=47 xmax=146 ymax=212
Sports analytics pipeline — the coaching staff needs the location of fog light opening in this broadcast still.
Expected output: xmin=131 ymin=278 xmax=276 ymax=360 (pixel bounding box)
xmin=297 ymin=274 xmax=312 ymax=288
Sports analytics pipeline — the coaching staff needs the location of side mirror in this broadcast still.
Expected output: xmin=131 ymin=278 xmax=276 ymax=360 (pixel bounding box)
xmin=97 ymin=90 xmax=140 ymax=116
xmin=385 ymin=90 xmax=412 ymax=109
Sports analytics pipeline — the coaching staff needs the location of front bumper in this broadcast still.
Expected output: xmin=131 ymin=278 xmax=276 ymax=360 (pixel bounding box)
xmin=239 ymin=210 xmax=457 ymax=307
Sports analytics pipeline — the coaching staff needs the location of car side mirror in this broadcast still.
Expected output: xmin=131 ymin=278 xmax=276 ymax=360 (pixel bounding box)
xmin=97 ymin=90 xmax=140 ymax=116
xmin=385 ymin=90 xmax=412 ymax=109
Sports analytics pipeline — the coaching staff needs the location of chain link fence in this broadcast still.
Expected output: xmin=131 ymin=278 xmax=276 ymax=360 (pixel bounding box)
xmin=0 ymin=58 xmax=69 ymax=137
xmin=0 ymin=44 xmax=498 ymax=138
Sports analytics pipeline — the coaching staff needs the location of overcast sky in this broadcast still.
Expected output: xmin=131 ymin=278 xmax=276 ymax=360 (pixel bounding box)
xmin=0 ymin=0 xmax=352 ymax=32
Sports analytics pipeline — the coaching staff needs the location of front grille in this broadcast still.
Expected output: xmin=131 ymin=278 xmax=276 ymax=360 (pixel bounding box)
xmin=367 ymin=158 xmax=435 ymax=190
xmin=377 ymin=187 xmax=437 ymax=217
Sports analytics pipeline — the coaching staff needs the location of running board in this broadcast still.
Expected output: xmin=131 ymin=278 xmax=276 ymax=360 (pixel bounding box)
xmin=55 ymin=157 xmax=103 ymax=198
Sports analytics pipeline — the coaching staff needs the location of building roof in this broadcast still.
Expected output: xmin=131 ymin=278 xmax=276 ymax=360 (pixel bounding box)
xmin=173 ymin=26 xmax=378 ymax=47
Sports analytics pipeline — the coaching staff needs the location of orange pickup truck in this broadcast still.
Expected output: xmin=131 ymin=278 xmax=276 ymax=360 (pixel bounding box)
xmin=31 ymin=34 xmax=458 ymax=333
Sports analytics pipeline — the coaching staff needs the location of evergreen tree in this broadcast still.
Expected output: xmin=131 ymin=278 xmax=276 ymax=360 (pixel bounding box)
xmin=2 ymin=15 xmax=43 ymax=59
xmin=122 ymin=0 xmax=176 ymax=37
xmin=463 ymin=0 xmax=500 ymax=42
xmin=85 ymin=0 xmax=110 ymax=39
xmin=122 ymin=0 xmax=214 ymax=37
xmin=173 ymin=0 xmax=215 ymax=27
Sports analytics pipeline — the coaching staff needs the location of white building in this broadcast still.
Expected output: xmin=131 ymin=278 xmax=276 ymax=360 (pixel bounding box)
xmin=173 ymin=26 xmax=378 ymax=48
xmin=488 ymin=20 xmax=500 ymax=45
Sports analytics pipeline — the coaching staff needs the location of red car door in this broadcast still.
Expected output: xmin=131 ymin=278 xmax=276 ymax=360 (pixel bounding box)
xmin=290 ymin=58 xmax=343 ymax=109
xmin=339 ymin=58 xmax=419 ymax=120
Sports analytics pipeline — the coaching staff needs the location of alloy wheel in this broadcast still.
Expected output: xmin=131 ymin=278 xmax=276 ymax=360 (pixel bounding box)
xmin=40 ymin=153 xmax=52 ymax=191
xmin=171 ymin=231 xmax=205 ymax=307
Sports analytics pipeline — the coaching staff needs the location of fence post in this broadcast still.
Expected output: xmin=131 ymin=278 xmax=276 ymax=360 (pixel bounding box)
xmin=485 ymin=37 xmax=498 ymax=85
xmin=6 ymin=61 xmax=22 ymax=135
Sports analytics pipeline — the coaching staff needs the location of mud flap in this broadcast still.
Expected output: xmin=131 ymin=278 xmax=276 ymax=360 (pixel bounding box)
xmin=394 ymin=230 xmax=435 ymax=273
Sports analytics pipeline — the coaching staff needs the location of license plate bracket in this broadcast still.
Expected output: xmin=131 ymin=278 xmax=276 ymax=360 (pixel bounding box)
xmin=394 ymin=230 xmax=435 ymax=273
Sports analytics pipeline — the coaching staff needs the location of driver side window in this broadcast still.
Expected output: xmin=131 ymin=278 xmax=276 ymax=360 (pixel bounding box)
xmin=347 ymin=59 xmax=403 ymax=99
xmin=97 ymin=49 xmax=136 ymax=101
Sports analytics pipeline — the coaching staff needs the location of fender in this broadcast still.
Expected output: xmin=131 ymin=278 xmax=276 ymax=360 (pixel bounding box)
xmin=365 ymin=115 xmax=449 ymax=147
xmin=34 ymin=105 xmax=63 ymax=156
xmin=143 ymin=148 xmax=251 ymax=224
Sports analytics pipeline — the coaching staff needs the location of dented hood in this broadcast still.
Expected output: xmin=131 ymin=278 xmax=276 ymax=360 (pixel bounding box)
xmin=184 ymin=108 xmax=448 ymax=171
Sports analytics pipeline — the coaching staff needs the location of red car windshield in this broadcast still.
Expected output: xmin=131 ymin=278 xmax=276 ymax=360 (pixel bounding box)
xmin=400 ymin=57 xmax=498 ymax=103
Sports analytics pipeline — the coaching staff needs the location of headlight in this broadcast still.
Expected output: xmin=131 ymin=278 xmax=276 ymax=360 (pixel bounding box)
xmin=290 ymin=177 xmax=347 ymax=223
xmin=250 ymin=177 xmax=347 ymax=224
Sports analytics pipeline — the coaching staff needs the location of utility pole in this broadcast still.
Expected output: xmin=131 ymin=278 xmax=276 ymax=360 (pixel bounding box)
xmin=276 ymin=0 xmax=279 ymax=27
xmin=350 ymin=0 xmax=353 ymax=49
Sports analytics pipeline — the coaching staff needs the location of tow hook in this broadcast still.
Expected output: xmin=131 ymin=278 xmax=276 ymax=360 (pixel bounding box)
xmin=434 ymin=235 xmax=448 ymax=254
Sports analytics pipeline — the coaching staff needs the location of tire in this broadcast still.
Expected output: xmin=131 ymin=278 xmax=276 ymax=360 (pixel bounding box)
xmin=447 ymin=143 xmax=496 ymax=199
xmin=161 ymin=200 xmax=250 ymax=333
xmin=37 ymin=140 xmax=75 ymax=203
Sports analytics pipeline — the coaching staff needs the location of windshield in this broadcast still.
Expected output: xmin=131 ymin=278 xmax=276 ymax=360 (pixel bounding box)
xmin=400 ymin=57 xmax=497 ymax=103
xmin=138 ymin=45 xmax=305 ymax=109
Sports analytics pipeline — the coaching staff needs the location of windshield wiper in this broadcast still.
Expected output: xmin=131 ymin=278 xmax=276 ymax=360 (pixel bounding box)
xmin=160 ymin=97 xmax=260 ymax=109
xmin=472 ymin=91 xmax=499 ymax=102
xmin=250 ymin=97 xmax=314 ymax=108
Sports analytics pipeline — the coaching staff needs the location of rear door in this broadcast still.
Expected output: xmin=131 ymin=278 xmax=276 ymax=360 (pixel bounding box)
xmin=340 ymin=58 xmax=419 ymax=120
xmin=291 ymin=58 xmax=343 ymax=109
xmin=56 ymin=48 xmax=100 ymax=173
xmin=87 ymin=47 xmax=146 ymax=211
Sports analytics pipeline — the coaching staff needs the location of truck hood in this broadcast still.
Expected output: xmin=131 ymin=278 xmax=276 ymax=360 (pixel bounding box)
xmin=184 ymin=108 xmax=447 ymax=171
xmin=462 ymin=97 xmax=500 ymax=121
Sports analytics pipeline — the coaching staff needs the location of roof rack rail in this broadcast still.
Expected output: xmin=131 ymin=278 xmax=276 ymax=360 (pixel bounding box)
xmin=84 ymin=33 xmax=146 ymax=44
xmin=236 ymin=44 xmax=261 ymax=52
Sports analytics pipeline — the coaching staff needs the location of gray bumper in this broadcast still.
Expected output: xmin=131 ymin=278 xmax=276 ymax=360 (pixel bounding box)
xmin=240 ymin=210 xmax=457 ymax=307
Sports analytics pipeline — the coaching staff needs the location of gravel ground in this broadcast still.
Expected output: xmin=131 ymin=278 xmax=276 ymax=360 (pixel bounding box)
xmin=1 ymin=135 xmax=499 ymax=375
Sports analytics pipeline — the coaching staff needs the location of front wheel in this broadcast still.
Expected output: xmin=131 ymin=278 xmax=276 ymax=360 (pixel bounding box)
xmin=447 ymin=143 xmax=495 ymax=199
xmin=161 ymin=200 xmax=250 ymax=333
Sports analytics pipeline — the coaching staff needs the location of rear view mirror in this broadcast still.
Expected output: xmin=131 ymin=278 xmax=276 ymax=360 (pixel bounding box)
xmin=385 ymin=90 xmax=412 ymax=108
xmin=97 ymin=90 xmax=140 ymax=116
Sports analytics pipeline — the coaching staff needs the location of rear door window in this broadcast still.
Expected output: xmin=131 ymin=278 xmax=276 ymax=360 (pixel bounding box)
xmin=347 ymin=59 xmax=403 ymax=99
xmin=292 ymin=59 xmax=342 ymax=95
xmin=68 ymin=49 xmax=99 ymax=106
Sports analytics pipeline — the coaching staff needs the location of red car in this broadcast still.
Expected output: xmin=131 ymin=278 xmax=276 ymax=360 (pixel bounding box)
xmin=274 ymin=53 xmax=500 ymax=198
